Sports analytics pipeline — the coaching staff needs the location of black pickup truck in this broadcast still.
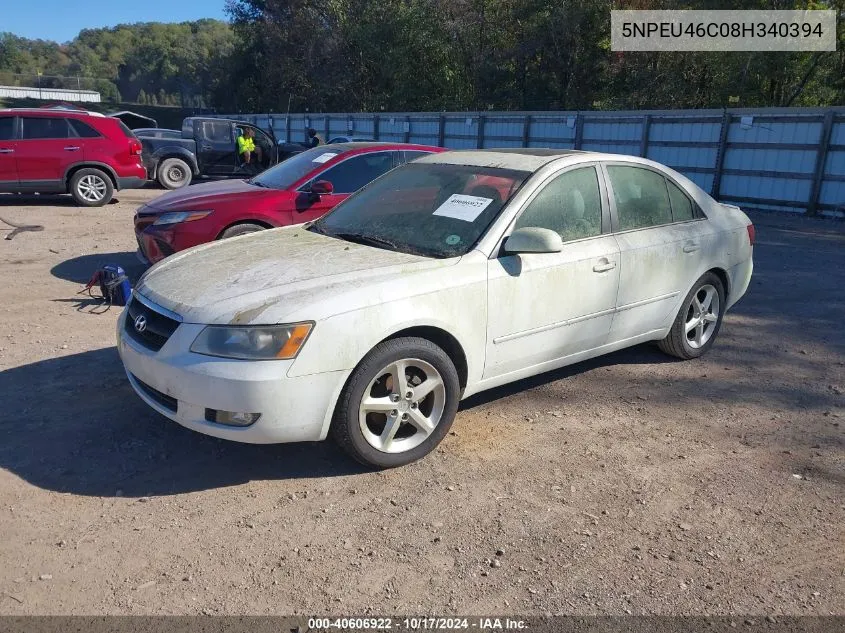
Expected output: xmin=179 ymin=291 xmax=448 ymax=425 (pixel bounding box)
xmin=139 ymin=117 xmax=306 ymax=189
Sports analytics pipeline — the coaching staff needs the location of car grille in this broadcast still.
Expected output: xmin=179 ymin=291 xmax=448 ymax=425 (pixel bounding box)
xmin=132 ymin=374 xmax=177 ymax=413
xmin=125 ymin=296 xmax=180 ymax=352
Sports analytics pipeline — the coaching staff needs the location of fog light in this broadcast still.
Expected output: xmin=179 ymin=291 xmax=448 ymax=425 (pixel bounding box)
xmin=205 ymin=409 xmax=261 ymax=426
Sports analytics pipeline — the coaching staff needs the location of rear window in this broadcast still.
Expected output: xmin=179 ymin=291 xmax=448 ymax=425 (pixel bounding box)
xmin=69 ymin=118 xmax=102 ymax=138
xmin=116 ymin=120 xmax=137 ymax=138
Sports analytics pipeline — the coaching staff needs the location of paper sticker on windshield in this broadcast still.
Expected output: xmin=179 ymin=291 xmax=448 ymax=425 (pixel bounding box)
xmin=432 ymin=194 xmax=493 ymax=222
xmin=312 ymin=152 xmax=338 ymax=164
xmin=445 ymin=234 xmax=461 ymax=245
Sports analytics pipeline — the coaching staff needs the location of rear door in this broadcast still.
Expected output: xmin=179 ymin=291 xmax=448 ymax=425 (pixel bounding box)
xmin=198 ymin=120 xmax=238 ymax=175
xmin=0 ymin=116 xmax=17 ymax=191
xmin=294 ymin=150 xmax=399 ymax=222
xmin=16 ymin=116 xmax=79 ymax=190
xmin=602 ymin=163 xmax=710 ymax=342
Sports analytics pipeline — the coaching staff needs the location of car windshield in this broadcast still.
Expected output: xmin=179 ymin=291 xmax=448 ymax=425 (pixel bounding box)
xmin=307 ymin=162 xmax=531 ymax=258
xmin=250 ymin=146 xmax=343 ymax=189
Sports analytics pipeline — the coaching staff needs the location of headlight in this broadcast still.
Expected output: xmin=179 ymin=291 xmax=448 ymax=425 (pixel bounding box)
xmin=152 ymin=210 xmax=212 ymax=226
xmin=190 ymin=323 xmax=313 ymax=360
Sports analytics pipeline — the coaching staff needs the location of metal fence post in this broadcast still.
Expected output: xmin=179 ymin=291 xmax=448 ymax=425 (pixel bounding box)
xmin=404 ymin=116 xmax=411 ymax=143
xmin=324 ymin=115 xmax=330 ymax=142
xmin=807 ymin=110 xmax=834 ymax=216
xmin=438 ymin=115 xmax=446 ymax=147
xmin=640 ymin=114 xmax=651 ymax=158
xmin=522 ymin=115 xmax=532 ymax=147
xmin=373 ymin=114 xmax=380 ymax=141
xmin=477 ymin=115 xmax=486 ymax=149
xmin=285 ymin=116 xmax=291 ymax=143
xmin=711 ymin=110 xmax=731 ymax=199
xmin=574 ymin=114 xmax=584 ymax=150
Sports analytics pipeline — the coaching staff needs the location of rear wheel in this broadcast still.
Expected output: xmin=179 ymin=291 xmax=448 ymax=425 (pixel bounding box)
xmin=331 ymin=337 xmax=460 ymax=468
xmin=69 ymin=168 xmax=113 ymax=207
xmin=219 ymin=223 xmax=266 ymax=239
xmin=157 ymin=158 xmax=192 ymax=189
xmin=658 ymin=272 xmax=725 ymax=360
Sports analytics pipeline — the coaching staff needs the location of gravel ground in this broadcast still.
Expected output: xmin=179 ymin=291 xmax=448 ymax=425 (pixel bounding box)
xmin=0 ymin=188 xmax=842 ymax=616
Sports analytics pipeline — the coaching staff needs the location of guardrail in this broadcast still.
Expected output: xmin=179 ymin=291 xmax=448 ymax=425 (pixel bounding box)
xmin=218 ymin=107 xmax=845 ymax=217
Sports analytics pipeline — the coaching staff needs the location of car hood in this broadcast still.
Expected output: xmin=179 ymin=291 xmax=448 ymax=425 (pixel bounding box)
xmin=143 ymin=179 xmax=282 ymax=212
xmin=135 ymin=225 xmax=458 ymax=325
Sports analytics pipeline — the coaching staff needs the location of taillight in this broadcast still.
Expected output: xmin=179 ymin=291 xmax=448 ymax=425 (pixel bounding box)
xmin=746 ymin=224 xmax=755 ymax=246
xmin=129 ymin=139 xmax=142 ymax=156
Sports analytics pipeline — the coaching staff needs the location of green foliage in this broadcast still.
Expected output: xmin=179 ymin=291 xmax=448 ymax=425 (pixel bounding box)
xmin=222 ymin=0 xmax=844 ymax=111
xmin=0 ymin=20 xmax=234 ymax=108
xmin=1 ymin=0 xmax=843 ymax=113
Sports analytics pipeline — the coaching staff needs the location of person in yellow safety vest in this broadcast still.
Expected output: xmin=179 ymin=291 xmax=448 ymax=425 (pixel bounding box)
xmin=237 ymin=128 xmax=263 ymax=165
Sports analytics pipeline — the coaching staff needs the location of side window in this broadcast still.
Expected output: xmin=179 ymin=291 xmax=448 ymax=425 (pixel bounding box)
xmin=69 ymin=119 xmax=101 ymax=138
xmin=513 ymin=167 xmax=603 ymax=242
xmin=202 ymin=121 xmax=233 ymax=144
xmin=403 ymin=150 xmax=431 ymax=163
xmin=667 ymin=179 xmax=695 ymax=222
xmin=315 ymin=151 xmax=396 ymax=193
xmin=0 ymin=117 xmax=14 ymax=141
xmin=606 ymin=165 xmax=672 ymax=231
xmin=21 ymin=117 xmax=71 ymax=140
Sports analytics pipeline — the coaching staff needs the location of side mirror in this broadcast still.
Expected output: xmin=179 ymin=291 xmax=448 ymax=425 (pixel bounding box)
xmin=310 ymin=180 xmax=334 ymax=196
xmin=503 ymin=227 xmax=562 ymax=254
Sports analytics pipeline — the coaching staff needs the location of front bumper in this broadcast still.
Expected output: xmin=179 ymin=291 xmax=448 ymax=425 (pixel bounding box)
xmin=117 ymin=308 xmax=346 ymax=444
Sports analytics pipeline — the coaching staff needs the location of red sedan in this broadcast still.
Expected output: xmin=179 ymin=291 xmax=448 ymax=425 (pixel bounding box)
xmin=134 ymin=143 xmax=443 ymax=264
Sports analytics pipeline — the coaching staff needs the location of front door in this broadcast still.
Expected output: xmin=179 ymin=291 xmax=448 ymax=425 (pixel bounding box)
xmin=15 ymin=116 xmax=78 ymax=189
xmin=199 ymin=120 xmax=239 ymax=176
xmin=484 ymin=165 xmax=621 ymax=379
xmin=293 ymin=151 xmax=399 ymax=223
xmin=0 ymin=116 xmax=17 ymax=191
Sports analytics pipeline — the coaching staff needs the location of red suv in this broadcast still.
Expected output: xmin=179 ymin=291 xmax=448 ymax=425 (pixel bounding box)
xmin=134 ymin=143 xmax=443 ymax=264
xmin=0 ymin=108 xmax=147 ymax=206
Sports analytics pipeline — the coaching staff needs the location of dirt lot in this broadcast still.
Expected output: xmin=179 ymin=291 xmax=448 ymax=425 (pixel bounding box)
xmin=0 ymin=188 xmax=842 ymax=616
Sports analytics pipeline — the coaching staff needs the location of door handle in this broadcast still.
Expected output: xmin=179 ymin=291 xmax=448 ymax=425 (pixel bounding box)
xmin=64 ymin=146 xmax=80 ymax=151
xmin=0 ymin=148 xmax=14 ymax=154
xmin=201 ymin=145 xmax=213 ymax=151
xmin=682 ymin=242 xmax=700 ymax=253
xmin=592 ymin=260 xmax=617 ymax=273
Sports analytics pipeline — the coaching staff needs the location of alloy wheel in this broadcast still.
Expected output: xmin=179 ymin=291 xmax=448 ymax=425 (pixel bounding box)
xmin=358 ymin=358 xmax=446 ymax=453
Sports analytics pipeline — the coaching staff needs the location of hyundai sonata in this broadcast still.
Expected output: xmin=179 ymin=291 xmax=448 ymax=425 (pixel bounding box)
xmin=118 ymin=149 xmax=754 ymax=467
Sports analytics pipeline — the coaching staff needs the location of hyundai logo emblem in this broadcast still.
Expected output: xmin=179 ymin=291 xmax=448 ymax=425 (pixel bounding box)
xmin=134 ymin=315 xmax=148 ymax=333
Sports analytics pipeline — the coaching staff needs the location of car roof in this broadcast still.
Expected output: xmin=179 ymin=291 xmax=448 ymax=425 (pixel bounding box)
xmin=0 ymin=107 xmax=105 ymax=118
xmin=329 ymin=142 xmax=443 ymax=152
xmin=415 ymin=148 xmax=595 ymax=171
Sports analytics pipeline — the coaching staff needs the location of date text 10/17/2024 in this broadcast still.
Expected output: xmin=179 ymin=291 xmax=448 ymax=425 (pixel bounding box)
xmin=307 ymin=617 xmax=529 ymax=630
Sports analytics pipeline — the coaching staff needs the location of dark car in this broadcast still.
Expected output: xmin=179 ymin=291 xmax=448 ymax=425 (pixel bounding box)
xmin=0 ymin=108 xmax=147 ymax=206
xmin=134 ymin=143 xmax=443 ymax=264
xmin=140 ymin=117 xmax=285 ymax=190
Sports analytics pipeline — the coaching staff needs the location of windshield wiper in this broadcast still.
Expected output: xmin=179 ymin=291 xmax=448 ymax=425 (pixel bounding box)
xmin=250 ymin=180 xmax=271 ymax=188
xmin=329 ymin=232 xmax=399 ymax=251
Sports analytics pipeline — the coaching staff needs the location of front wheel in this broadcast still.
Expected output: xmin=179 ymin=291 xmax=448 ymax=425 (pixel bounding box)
xmin=331 ymin=337 xmax=461 ymax=468
xmin=658 ymin=272 xmax=726 ymax=360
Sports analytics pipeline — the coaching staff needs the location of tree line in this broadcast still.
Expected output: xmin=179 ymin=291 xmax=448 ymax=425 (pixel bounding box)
xmin=1 ymin=1 xmax=843 ymax=114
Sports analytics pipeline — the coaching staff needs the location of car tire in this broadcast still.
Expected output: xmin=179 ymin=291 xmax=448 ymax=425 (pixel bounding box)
xmin=157 ymin=158 xmax=192 ymax=189
xmin=331 ymin=337 xmax=461 ymax=468
xmin=658 ymin=272 xmax=726 ymax=360
xmin=69 ymin=168 xmax=114 ymax=207
xmin=219 ymin=223 xmax=266 ymax=239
